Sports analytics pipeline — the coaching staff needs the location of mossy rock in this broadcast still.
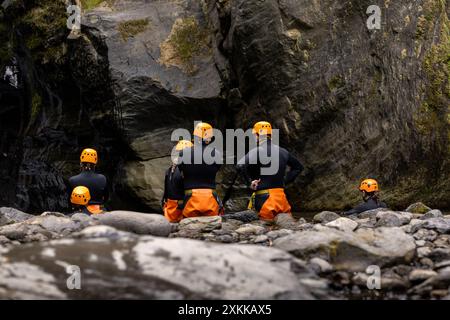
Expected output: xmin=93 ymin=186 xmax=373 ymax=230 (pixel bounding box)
xmin=117 ymin=19 xmax=150 ymax=41
xmin=405 ymin=202 xmax=432 ymax=214
xmin=159 ymin=16 xmax=211 ymax=74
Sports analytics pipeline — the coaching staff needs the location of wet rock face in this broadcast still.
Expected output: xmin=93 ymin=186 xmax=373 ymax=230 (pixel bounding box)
xmin=224 ymin=0 xmax=449 ymax=211
xmin=1 ymin=0 xmax=449 ymax=214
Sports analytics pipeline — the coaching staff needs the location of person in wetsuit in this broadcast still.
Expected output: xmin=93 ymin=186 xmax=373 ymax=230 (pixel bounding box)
xmin=70 ymin=186 xmax=104 ymax=215
xmin=343 ymin=179 xmax=387 ymax=215
xmin=68 ymin=148 xmax=108 ymax=214
xmin=237 ymin=121 xmax=304 ymax=221
xmin=177 ymin=122 xmax=223 ymax=218
xmin=162 ymin=140 xmax=193 ymax=222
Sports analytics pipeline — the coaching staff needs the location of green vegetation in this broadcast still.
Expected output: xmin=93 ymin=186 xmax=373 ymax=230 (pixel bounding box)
xmin=160 ymin=16 xmax=211 ymax=74
xmin=414 ymin=5 xmax=449 ymax=154
xmin=31 ymin=92 xmax=42 ymax=122
xmin=117 ymin=19 xmax=150 ymax=41
xmin=328 ymin=75 xmax=345 ymax=91
xmin=81 ymin=0 xmax=105 ymax=10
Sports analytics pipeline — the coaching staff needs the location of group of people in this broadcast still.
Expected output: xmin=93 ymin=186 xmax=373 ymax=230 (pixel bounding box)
xmin=68 ymin=121 xmax=387 ymax=221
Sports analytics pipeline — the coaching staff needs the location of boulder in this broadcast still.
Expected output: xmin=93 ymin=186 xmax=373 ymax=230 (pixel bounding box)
xmin=0 ymin=236 xmax=330 ymax=299
xmin=313 ymin=211 xmax=340 ymax=224
xmin=274 ymin=213 xmax=299 ymax=229
xmin=178 ymin=216 xmax=222 ymax=233
xmin=235 ymin=224 xmax=267 ymax=236
xmin=421 ymin=218 xmax=450 ymax=234
xmin=309 ymin=257 xmax=333 ymax=274
xmin=94 ymin=211 xmax=172 ymax=236
xmin=0 ymin=214 xmax=84 ymax=242
xmin=222 ymin=211 xmax=259 ymax=223
xmin=325 ymin=217 xmax=358 ymax=232
xmin=376 ymin=211 xmax=413 ymax=226
xmin=409 ymin=269 xmax=438 ymax=282
xmin=405 ymin=203 xmax=432 ymax=214
xmin=274 ymin=226 xmax=416 ymax=272
xmin=0 ymin=207 xmax=34 ymax=227
xmin=421 ymin=210 xmax=443 ymax=220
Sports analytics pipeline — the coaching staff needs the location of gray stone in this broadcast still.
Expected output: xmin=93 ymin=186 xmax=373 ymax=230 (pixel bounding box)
xmin=235 ymin=224 xmax=267 ymax=236
xmin=0 ymin=207 xmax=34 ymax=227
xmin=313 ymin=211 xmax=339 ymax=224
xmin=325 ymin=217 xmax=358 ymax=232
xmin=413 ymin=229 xmax=438 ymax=242
xmin=274 ymin=226 xmax=416 ymax=272
xmin=274 ymin=213 xmax=298 ymax=229
xmin=309 ymin=257 xmax=333 ymax=273
xmin=95 ymin=211 xmax=172 ymax=236
xmin=266 ymin=229 xmax=294 ymax=240
xmin=421 ymin=210 xmax=443 ymax=220
xmin=178 ymin=216 xmax=222 ymax=233
xmin=409 ymin=269 xmax=438 ymax=282
xmin=222 ymin=211 xmax=259 ymax=223
xmin=0 ymin=236 xmax=329 ymax=299
xmin=422 ymin=218 xmax=450 ymax=234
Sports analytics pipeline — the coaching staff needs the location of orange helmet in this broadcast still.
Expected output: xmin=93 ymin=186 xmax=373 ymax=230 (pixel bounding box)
xmin=80 ymin=148 xmax=98 ymax=164
xmin=193 ymin=122 xmax=213 ymax=140
xmin=70 ymin=186 xmax=91 ymax=206
xmin=175 ymin=140 xmax=193 ymax=151
xmin=252 ymin=121 xmax=273 ymax=135
xmin=359 ymin=179 xmax=379 ymax=193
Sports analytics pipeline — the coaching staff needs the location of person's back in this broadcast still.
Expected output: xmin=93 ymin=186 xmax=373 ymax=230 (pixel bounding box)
xmin=237 ymin=121 xmax=303 ymax=221
xmin=177 ymin=122 xmax=222 ymax=218
xmin=162 ymin=140 xmax=192 ymax=223
xmin=68 ymin=148 xmax=109 ymax=207
xmin=69 ymin=171 xmax=108 ymax=205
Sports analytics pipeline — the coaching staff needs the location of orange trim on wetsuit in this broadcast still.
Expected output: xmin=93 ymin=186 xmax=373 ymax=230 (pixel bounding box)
xmin=164 ymin=199 xmax=183 ymax=222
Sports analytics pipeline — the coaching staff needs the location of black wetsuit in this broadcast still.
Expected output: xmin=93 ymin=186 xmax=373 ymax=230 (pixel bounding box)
xmin=69 ymin=171 xmax=108 ymax=205
xmin=236 ymin=139 xmax=303 ymax=190
xmin=343 ymin=197 xmax=387 ymax=215
xmin=162 ymin=165 xmax=184 ymax=203
xmin=178 ymin=142 xmax=222 ymax=190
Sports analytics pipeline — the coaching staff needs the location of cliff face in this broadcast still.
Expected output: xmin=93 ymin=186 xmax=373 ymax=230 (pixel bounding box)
xmin=0 ymin=0 xmax=448 ymax=213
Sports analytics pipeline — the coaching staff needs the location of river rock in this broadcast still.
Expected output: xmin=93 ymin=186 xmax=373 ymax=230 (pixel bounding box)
xmin=325 ymin=217 xmax=358 ymax=232
xmin=0 ymin=236 xmax=329 ymax=299
xmin=413 ymin=229 xmax=438 ymax=242
xmin=0 ymin=214 xmax=83 ymax=242
xmin=313 ymin=211 xmax=340 ymax=224
xmin=0 ymin=207 xmax=34 ymax=227
xmin=406 ymin=203 xmax=432 ymax=214
xmin=235 ymin=224 xmax=267 ymax=236
xmin=222 ymin=211 xmax=259 ymax=223
xmin=421 ymin=210 xmax=443 ymax=220
xmin=94 ymin=211 xmax=172 ymax=236
xmin=274 ymin=226 xmax=416 ymax=272
xmin=274 ymin=213 xmax=298 ymax=229
xmin=409 ymin=269 xmax=438 ymax=282
xmin=178 ymin=216 xmax=222 ymax=233
xmin=376 ymin=211 xmax=412 ymax=226
xmin=421 ymin=218 xmax=450 ymax=234
xmin=309 ymin=257 xmax=333 ymax=274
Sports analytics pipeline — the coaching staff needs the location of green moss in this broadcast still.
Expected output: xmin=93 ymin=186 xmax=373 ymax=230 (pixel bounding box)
xmin=415 ymin=7 xmax=449 ymax=153
xmin=31 ymin=93 xmax=42 ymax=122
xmin=117 ymin=19 xmax=150 ymax=41
xmin=328 ymin=76 xmax=345 ymax=91
xmin=160 ymin=16 xmax=210 ymax=74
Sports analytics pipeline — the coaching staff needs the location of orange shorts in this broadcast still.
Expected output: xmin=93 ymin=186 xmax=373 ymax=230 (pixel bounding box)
xmin=87 ymin=204 xmax=104 ymax=215
xmin=182 ymin=189 xmax=221 ymax=218
xmin=164 ymin=199 xmax=183 ymax=223
xmin=252 ymin=188 xmax=291 ymax=221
